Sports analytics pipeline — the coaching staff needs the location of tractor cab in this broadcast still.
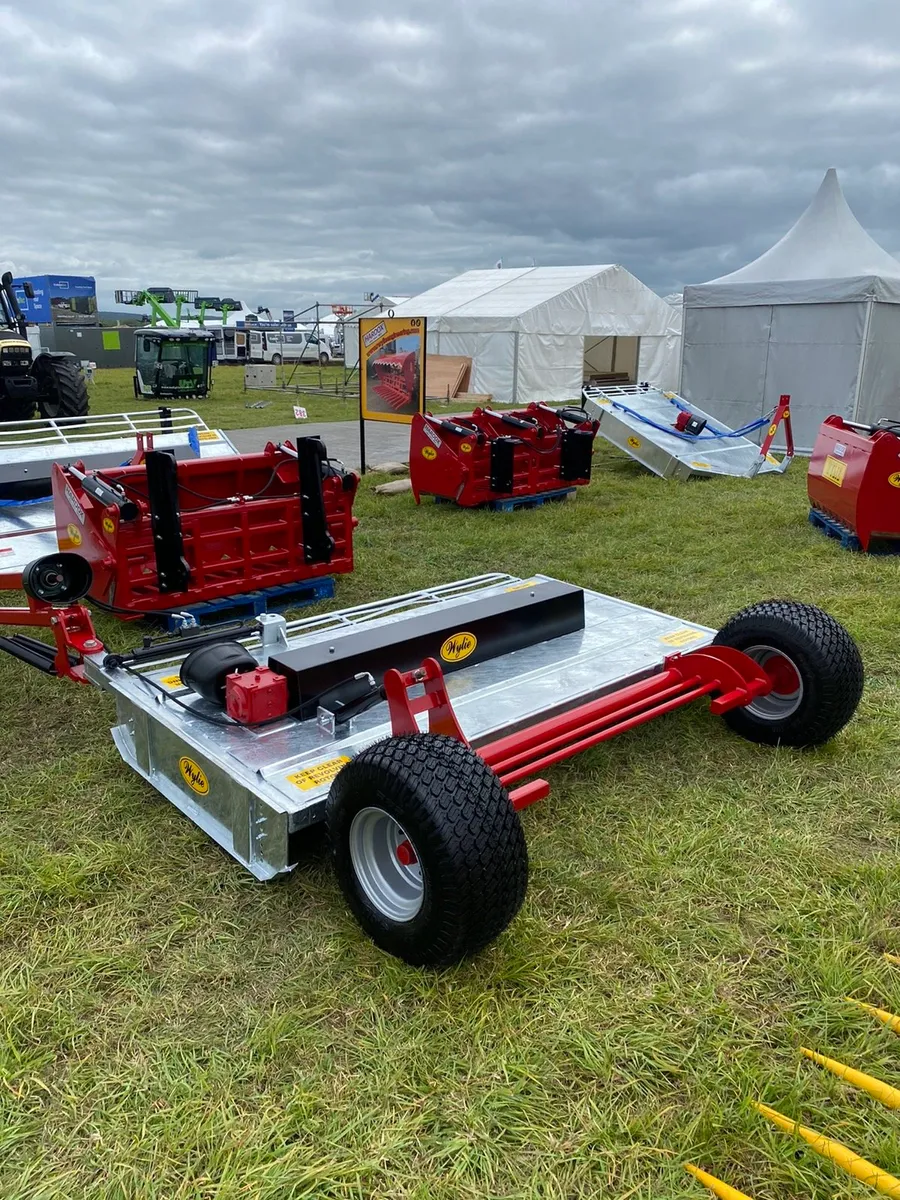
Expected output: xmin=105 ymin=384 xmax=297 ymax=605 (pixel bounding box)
xmin=134 ymin=327 xmax=214 ymax=400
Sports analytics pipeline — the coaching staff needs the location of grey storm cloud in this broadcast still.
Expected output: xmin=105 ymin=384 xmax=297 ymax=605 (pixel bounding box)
xmin=3 ymin=0 xmax=900 ymax=312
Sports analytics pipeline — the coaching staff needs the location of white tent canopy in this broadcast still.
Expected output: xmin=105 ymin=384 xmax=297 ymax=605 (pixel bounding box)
xmin=681 ymin=169 xmax=900 ymax=449
xmin=390 ymin=266 xmax=681 ymax=405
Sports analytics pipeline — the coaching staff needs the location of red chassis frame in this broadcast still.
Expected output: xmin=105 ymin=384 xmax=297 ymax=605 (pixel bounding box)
xmin=0 ymin=576 xmax=101 ymax=683
xmin=758 ymin=394 xmax=794 ymax=469
xmin=383 ymin=648 xmax=771 ymax=810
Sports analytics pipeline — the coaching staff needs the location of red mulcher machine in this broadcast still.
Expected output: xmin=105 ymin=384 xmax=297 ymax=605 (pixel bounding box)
xmin=808 ymin=414 xmax=900 ymax=552
xmin=0 ymin=546 xmax=863 ymax=964
xmin=409 ymin=403 xmax=600 ymax=507
xmin=0 ymin=434 xmax=359 ymax=674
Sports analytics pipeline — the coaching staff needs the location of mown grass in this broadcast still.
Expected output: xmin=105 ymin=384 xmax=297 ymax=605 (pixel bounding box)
xmin=86 ymin=364 xmax=359 ymax=430
xmin=3 ymin=452 xmax=900 ymax=1197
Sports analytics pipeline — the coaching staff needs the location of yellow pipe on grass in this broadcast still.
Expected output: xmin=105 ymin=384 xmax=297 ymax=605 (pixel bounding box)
xmin=684 ymin=1162 xmax=755 ymax=1199
xmin=847 ymin=998 xmax=900 ymax=1035
xmin=801 ymin=1047 xmax=900 ymax=1110
xmin=753 ymin=1101 xmax=900 ymax=1197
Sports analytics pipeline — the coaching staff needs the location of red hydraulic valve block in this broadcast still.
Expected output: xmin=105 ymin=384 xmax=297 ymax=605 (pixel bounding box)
xmin=226 ymin=666 xmax=289 ymax=724
xmin=808 ymin=414 xmax=900 ymax=551
xmin=409 ymin=403 xmax=599 ymax=506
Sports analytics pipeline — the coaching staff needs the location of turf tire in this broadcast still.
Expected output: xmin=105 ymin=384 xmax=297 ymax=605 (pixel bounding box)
xmin=713 ymin=599 xmax=863 ymax=747
xmin=326 ymin=733 xmax=528 ymax=966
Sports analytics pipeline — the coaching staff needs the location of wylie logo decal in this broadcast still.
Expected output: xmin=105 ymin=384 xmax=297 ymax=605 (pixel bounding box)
xmin=440 ymin=632 xmax=477 ymax=663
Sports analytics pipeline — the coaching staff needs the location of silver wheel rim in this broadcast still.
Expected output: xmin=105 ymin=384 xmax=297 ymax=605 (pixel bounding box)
xmin=349 ymin=807 xmax=424 ymax=922
xmin=744 ymin=644 xmax=804 ymax=720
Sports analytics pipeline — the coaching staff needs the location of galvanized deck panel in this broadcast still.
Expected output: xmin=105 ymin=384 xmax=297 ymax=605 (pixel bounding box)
xmin=0 ymin=409 xmax=237 ymax=570
xmin=580 ymin=384 xmax=789 ymax=480
xmin=86 ymin=573 xmax=715 ymax=880
xmin=0 ymin=407 xmax=237 ymax=487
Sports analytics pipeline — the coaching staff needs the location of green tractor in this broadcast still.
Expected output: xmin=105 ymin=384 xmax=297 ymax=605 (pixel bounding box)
xmin=0 ymin=271 xmax=90 ymax=421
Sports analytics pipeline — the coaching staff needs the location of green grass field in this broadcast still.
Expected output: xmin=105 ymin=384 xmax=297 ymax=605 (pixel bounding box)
xmin=3 ymin=448 xmax=900 ymax=1198
xmin=87 ymin=364 xmax=359 ymax=429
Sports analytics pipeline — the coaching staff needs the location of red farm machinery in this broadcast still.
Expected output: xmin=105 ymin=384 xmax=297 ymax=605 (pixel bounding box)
xmin=0 ymin=417 xmax=359 ymax=649
xmin=409 ymin=403 xmax=600 ymax=508
xmin=808 ymin=414 xmax=900 ymax=552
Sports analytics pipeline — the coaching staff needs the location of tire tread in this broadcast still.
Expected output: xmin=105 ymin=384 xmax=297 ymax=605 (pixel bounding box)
xmin=327 ymin=734 xmax=528 ymax=966
xmin=713 ymin=599 xmax=863 ymax=747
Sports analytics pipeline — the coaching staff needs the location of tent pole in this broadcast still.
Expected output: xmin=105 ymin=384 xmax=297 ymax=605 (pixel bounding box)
xmin=853 ymin=297 xmax=874 ymax=421
xmin=512 ymin=332 xmax=519 ymax=404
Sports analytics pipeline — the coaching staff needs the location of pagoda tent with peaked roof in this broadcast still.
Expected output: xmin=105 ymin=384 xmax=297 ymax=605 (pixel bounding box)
xmin=680 ymin=169 xmax=900 ymax=450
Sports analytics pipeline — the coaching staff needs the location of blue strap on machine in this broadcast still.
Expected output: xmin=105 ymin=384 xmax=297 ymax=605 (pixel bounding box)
xmin=608 ymin=397 xmax=771 ymax=443
xmin=188 ymin=426 xmax=201 ymax=456
xmin=0 ymin=493 xmax=52 ymax=507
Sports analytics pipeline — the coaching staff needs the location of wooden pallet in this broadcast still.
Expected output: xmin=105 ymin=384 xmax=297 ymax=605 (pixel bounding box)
xmin=435 ymin=487 xmax=576 ymax=513
xmin=162 ymin=576 xmax=335 ymax=631
xmin=808 ymin=508 xmax=861 ymax=551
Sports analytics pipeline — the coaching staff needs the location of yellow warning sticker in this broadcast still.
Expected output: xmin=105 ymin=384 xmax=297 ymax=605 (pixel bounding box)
xmin=286 ymin=756 xmax=350 ymax=792
xmin=66 ymin=523 xmax=82 ymax=548
xmin=660 ymin=628 xmax=706 ymax=647
xmin=823 ymin=455 xmax=847 ymax=487
xmin=102 ymin=515 xmax=116 ymax=534
xmin=197 ymin=431 xmax=220 ymax=441
xmin=505 ymin=579 xmax=539 ymax=592
xmin=460 ymin=441 xmax=473 ymax=453
xmin=690 ymin=461 xmax=711 ymax=470
xmin=627 ymin=435 xmax=641 ymax=450
xmin=889 ymin=473 xmax=900 ymax=489
xmin=421 ymin=445 xmax=437 ymax=460
xmin=664 ymin=392 xmax=676 ymax=399
xmin=768 ymin=423 xmax=778 ymax=437
xmin=159 ymin=674 xmax=184 ymax=689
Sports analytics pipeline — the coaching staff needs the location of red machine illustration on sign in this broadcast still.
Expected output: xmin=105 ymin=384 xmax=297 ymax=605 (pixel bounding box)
xmin=359 ymin=317 xmax=426 ymax=425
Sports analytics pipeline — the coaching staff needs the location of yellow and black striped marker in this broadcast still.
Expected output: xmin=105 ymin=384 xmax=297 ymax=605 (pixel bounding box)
xmin=753 ymin=1101 xmax=900 ymax=1197
xmin=801 ymin=1047 xmax=900 ymax=1110
xmin=684 ymin=1162 xmax=754 ymax=1199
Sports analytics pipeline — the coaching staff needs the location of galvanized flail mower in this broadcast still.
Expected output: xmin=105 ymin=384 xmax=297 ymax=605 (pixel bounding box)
xmin=0 ymin=562 xmax=863 ymax=966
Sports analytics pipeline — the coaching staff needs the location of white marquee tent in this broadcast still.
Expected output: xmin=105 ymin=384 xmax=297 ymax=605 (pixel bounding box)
xmin=681 ymin=169 xmax=900 ymax=450
xmin=391 ymin=266 xmax=682 ymax=405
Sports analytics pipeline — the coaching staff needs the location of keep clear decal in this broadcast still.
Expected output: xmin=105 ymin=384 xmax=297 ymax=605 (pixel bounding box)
xmin=287 ymin=757 xmax=351 ymax=791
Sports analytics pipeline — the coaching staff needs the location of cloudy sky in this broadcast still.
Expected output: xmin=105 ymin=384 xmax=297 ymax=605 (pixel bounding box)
xmin=3 ymin=0 xmax=900 ymax=313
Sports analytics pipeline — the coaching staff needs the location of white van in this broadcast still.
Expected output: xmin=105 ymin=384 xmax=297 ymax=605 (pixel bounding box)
xmin=248 ymin=329 xmax=332 ymax=365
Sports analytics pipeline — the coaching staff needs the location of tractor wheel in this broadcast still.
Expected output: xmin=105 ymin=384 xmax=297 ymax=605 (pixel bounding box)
xmin=713 ymin=600 xmax=863 ymax=747
xmin=326 ymin=733 xmax=528 ymax=966
xmin=271 ymin=353 xmax=282 ymax=366
xmin=33 ymin=357 xmax=89 ymax=420
xmin=1 ymin=392 xmax=36 ymax=421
